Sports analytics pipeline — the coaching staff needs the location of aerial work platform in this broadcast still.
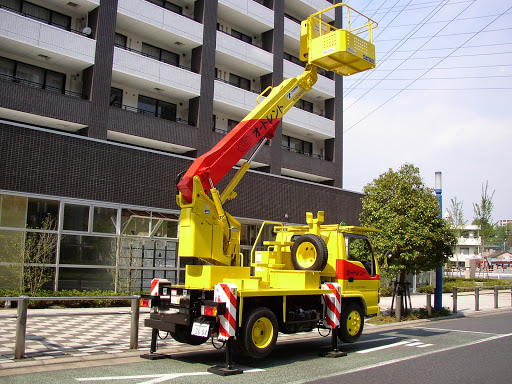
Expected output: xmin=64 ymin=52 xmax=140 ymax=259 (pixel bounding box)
xmin=300 ymin=3 xmax=378 ymax=76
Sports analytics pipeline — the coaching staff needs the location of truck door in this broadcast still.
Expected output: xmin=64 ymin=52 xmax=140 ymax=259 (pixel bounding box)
xmin=337 ymin=234 xmax=380 ymax=315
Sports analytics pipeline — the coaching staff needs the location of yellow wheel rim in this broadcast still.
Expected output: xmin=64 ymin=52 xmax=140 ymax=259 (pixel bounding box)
xmin=296 ymin=242 xmax=317 ymax=269
xmin=346 ymin=310 xmax=362 ymax=336
xmin=252 ymin=317 xmax=273 ymax=349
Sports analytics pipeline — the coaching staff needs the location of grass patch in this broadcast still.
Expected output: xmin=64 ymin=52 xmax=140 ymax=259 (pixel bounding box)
xmin=367 ymin=307 xmax=451 ymax=324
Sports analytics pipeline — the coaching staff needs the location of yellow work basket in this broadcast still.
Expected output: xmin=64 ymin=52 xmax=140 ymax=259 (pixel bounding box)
xmin=300 ymin=3 xmax=377 ymax=76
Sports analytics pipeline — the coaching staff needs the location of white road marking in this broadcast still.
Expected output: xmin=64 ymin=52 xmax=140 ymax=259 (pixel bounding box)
xmin=356 ymin=339 xmax=419 ymax=354
xmin=352 ymin=336 xmax=399 ymax=345
xmin=410 ymin=326 xmax=501 ymax=336
xmin=75 ymin=367 xmax=264 ymax=383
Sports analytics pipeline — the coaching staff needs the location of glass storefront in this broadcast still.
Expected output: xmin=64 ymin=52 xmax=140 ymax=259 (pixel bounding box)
xmin=0 ymin=192 xmax=272 ymax=293
xmin=0 ymin=193 xmax=181 ymax=293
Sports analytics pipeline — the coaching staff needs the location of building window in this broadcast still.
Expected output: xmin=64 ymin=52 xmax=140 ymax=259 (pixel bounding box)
xmin=114 ymin=33 xmax=127 ymax=48
xmin=63 ymin=204 xmax=90 ymax=232
xmin=142 ymin=43 xmax=180 ymax=67
xmin=284 ymin=52 xmax=305 ymax=67
xmin=229 ymin=73 xmax=251 ymax=91
xmin=231 ymin=28 xmax=252 ymax=44
xmin=282 ymin=135 xmax=313 ymax=156
xmin=228 ymin=119 xmax=239 ymax=131
xmin=138 ymin=95 xmax=177 ymax=121
xmin=296 ymin=99 xmax=313 ymax=113
xmin=20 ymin=1 xmax=71 ymax=30
xmin=26 ymin=198 xmax=59 ymax=229
xmin=146 ymin=0 xmax=182 ymax=14
xmin=110 ymin=87 xmax=123 ymax=107
xmin=92 ymin=207 xmax=117 ymax=234
xmin=0 ymin=56 xmax=66 ymax=93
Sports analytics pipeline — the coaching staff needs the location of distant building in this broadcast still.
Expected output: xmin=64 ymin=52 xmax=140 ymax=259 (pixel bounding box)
xmin=498 ymin=219 xmax=512 ymax=226
xmin=448 ymin=225 xmax=482 ymax=268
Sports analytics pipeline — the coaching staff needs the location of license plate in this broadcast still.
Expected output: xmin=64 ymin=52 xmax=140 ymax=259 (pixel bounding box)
xmin=191 ymin=322 xmax=210 ymax=338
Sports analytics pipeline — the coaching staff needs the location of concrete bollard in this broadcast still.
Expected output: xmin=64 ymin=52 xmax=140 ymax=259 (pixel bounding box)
xmin=130 ymin=296 xmax=140 ymax=350
xmin=475 ymin=287 xmax=480 ymax=311
xmin=15 ymin=296 xmax=28 ymax=359
xmin=453 ymin=287 xmax=458 ymax=314
xmin=426 ymin=294 xmax=432 ymax=316
xmin=395 ymin=294 xmax=402 ymax=322
xmin=494 ymin=286 xmax=499 ymax=309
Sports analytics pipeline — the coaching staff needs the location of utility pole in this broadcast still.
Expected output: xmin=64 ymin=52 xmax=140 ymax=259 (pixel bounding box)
xmin=434 ymin=171 xmax=443 ymax=311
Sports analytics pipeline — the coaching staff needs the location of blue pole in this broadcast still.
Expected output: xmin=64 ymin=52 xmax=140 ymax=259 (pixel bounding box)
xmin=434 ymin=172 xmax=443 ymax=311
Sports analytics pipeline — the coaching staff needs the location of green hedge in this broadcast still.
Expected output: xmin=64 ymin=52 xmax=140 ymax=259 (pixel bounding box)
xmin=0 ymin=289 xmax=138 ymax=309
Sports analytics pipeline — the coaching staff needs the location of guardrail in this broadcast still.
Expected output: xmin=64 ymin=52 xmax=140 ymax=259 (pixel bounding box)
xmin=452 ymin=286 xmax=512 ymax=314
xmin=0 ymin=295 xmax=140 ymax=360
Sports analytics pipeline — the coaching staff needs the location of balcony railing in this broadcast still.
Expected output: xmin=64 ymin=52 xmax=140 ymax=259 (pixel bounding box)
xmin=0 ymin=4 xmax=92 ymax=38
xmin=216 ymin=27 xmax=265 ymax=50
xmin=215 ymin=77 xmax=260 ymax=94
xmin=144 ymin=0 xmax=195 ymax=21
xmin=115 ymin=44 xmax=195 ymax=73
xmin=0 ymin=73 xmax=86 ymax=99
xmin=112 ymin=103 xmax=191 ymax=125
xmin=282 ymin=145 xmax=325 ymax=160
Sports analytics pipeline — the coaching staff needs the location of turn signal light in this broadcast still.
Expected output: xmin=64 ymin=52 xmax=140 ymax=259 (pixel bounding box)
xmin=201 ymin=305 xmax=218 ymax=317
xmin=140 ymin=298 xmax=150 ymax=307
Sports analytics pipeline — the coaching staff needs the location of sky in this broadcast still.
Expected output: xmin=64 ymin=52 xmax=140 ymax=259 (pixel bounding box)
xmin=338 ymin=0 xmax=512 ymax=224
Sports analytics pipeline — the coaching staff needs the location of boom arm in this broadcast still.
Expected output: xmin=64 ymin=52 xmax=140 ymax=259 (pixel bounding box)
xmin=177 ymin=65 xmax=318 ymax=204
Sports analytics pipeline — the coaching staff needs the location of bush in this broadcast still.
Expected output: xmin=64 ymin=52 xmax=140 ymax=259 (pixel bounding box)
xmin=417 ymin=285 xmax=434 ymax=294
xmin=380 ymin=286 xmax=394 ymax=297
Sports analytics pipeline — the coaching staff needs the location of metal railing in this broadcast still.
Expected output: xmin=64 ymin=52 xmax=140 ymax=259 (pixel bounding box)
xmin=0 ymin=295 xmax=140 ymax=360
xmin=452 ymin=286 xmax=512 ymax=314
xmin=0 ymin=73 xmax=86 ymax=99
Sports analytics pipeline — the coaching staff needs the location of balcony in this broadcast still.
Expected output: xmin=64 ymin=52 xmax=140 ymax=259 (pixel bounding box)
xmin=283 ymin=107 xmax=334 ymax=139
xmin=216 ymin=30 xmax=273 ymax=77
xmin=218 ymin=0 xmax=274 ymax=33
xmin=213 ymin=79 xmax=260 ymax=117
xmin=117 ymin=0 xmax=203 ymax=49
xmin=0 ymin=73 xmax=85 ymax=99
xmin=0 ymin=7 xmax=95 ymax=72
xmin=112 ymin=47 xmax=201 ymax=99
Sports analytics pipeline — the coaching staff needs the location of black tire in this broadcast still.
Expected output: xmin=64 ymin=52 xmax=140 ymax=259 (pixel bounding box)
xmin=338 ymin=302 xmax=364 ymax=343
xmin=239 ymin=307 xmax=278 ymax=359
xmin=291 ymin=234 xmax=328 ymax=271
xmin=172 ymin=324 xmax=208 ymax=346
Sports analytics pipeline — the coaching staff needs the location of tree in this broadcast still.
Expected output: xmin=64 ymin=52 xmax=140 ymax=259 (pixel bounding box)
xmin=360 ymin=164 xmax=455 ymax=314
xmin=472 ymin=181 xmax=495 ymax=256
xmin=445 ymin=196 xmax=467 ymax=275
xmin=10 ymin=215 xmax=58 ymax=296
xmin=493 ymin=223 xmax=511 ymax=251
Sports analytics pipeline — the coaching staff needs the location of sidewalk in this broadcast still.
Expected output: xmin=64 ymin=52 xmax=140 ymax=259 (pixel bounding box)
xmin=1 ymin=290 xmax=510 ymax=373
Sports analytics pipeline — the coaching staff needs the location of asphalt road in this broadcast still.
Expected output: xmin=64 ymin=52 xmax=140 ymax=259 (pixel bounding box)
xmin=2 ymin=310 xmax=512 ymax=384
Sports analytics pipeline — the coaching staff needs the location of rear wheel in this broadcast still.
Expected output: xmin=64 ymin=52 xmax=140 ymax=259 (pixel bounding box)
xmin=338 ymin=302 xmax=364 ymax=343
xmin=291 ymin=234 xmax=328 ymax=271
xmin=239 ymin=307 xmax=278 ymax=359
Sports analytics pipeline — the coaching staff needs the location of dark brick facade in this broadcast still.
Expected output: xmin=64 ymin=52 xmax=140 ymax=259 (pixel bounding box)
xmin=0 ymin=122 xmax=362 ymax=225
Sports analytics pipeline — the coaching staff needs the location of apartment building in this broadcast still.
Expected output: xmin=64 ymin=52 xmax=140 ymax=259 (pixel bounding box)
xmin=0 ymin=0 xmax=363 ymax=292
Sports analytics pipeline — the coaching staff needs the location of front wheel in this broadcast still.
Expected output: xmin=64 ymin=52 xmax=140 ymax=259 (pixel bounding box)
xmin=239 ymin=307 xmax=278 ymax=359
xmin=338 ymin=302 xmax=364 ymax=343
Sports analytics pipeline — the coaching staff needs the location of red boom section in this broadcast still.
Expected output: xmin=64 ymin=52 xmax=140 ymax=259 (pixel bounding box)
xmin=177 ymin=117 xmax=281 ymax=203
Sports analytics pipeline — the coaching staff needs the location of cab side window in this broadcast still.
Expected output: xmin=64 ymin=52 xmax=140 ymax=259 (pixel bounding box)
xmin=347 ymin=236 xmax=376 ymax=276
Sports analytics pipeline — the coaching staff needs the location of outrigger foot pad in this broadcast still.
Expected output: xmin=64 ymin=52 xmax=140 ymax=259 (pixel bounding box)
xmin=319 ymin=350 xmax=347 ymax=358
xmin=207 ymin=365 xmax=244 ymax=376
xmin=140 ymin=353 xmax=172 ymax=360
